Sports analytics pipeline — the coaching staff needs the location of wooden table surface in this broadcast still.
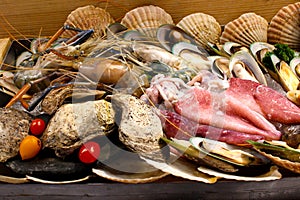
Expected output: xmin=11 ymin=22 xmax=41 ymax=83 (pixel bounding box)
xmin=0 ymin=0 xmax=298 ymax=38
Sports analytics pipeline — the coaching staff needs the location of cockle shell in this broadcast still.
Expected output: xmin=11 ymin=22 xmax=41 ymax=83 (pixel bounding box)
xmin=120 ymin=5 xmax=174 ymax=38
xmin=268 ymin=2 xmax=300 ymax=51
xmin=61 ymin=5 xmax=115 ymax=38
xmin=220 ymin=12 xmax=268 ymax=47
xmin=177 ymin=13 xmax=221 ymax=50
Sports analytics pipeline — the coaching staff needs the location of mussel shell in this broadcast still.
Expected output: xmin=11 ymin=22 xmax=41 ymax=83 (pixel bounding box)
xmin=229 ymin=50 xmax=267 ymax=85
xmin=222 ymin=42 xmax=245 ymax=56
xmin=210 ymin=56 xmax=230 ymax=80
xmin=250 ymin=42 xmax=275 ymax=73
xmin=106 ymin=23 xmax=128 ymax=39
xmin=290 ymin=57 xmax=300 ymax=78
xmin=157 ymin=24 xmax=197 ymax=52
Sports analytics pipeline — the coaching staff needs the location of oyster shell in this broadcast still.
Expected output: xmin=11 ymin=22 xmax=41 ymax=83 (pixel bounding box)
xmin=41 ymin=100 xmax=115 ymax=158
xmin=111 ymin=94 xmax=166 ymax=161
xmin=120 ymin=5 xmax=174 ymax=38
xmin=268 ymin=2 xmax=300 ymax=51
xmin=61 ymin=5 xmax=115 ymax=38
xmin=0 ymin=108 xmax=32 ymax=162
xmin=220 ymin=13 xmax=268 ymax=47
xmin=177 ymin=12 xmax=221 ymax=50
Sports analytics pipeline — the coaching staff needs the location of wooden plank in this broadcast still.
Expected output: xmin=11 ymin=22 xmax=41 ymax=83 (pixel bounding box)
xmin=0 ymin=0 xmax=298 ymax=38
xmin=0 ymin=176 xmax=299 ymax=199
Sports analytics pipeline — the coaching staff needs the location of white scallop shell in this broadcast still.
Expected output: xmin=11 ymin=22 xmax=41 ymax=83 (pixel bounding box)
xmin=61 ymin=5 xmax=115 ymax=38
xmin=220 ymin=12 xmax=268 ymax=47
xmin=142 ymin=153 xmax=218 ymax=184
xmin=268 ymin=2 xmax=300 ymax=51
xmin=121 ymin=5 xmax=174 ymax=38
xmin=198 ymin=165 xmax=282 ymax=181
xmin=177 ymin=13 xmax=221 ymax=50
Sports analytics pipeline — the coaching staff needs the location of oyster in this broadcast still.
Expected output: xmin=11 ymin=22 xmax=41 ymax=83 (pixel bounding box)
xmin=176 ymin=12 xmax=221 ymax=50
xmin=61 ymin=5 xmax=115 ymax=38
xmin=0 ymin=108 xmax=32 ymax=162
xmin=220 ymin=13 xmax=268 ymax=47
xmin=268 ymin=2 xmax=300 ymax=51
xmin=41 ymin=100 xmax=115 ymax=158
xmin=120 ymin=5 xmax=174 ymax=38
xmin=111 ymin=94 xmax=166 ymax=161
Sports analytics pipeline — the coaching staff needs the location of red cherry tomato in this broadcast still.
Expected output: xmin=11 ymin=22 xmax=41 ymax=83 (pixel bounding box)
xmin=30 ymin=118 xmax=46 ymax=136
xmin=78 ymin=141 xmax=100 ymax=164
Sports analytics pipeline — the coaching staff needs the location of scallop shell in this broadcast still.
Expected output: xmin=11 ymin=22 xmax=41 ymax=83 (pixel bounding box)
xmin=268 ymin=2 xmax=300 ymax=51
xmin=220 ymin=12 xmax=268 ymax=47
xmin=198 ymin=166 xmax=282 ymax=181
xmin=255 ymin=148 xmax=300 ymax=174
xmin=61 ymin=5 xmax=115 ymax=38
xmin=177 ymin=13 xmax=221 ymax=50
xmin=120 ymin=5 xmax=174 ymax=38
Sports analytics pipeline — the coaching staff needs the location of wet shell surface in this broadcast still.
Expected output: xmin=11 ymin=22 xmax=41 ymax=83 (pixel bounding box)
xmin=61 ymin=5 xmax=115 ymax=38
xmin=267 ymin=2 xmax=300 ymax=51
xmin=177 ymin=13 xmax=221 ymax=50
xmin=220 ymin=12 xmax=268 ymax=47
xmin=120 ymin=5 xmax=174 ymax=38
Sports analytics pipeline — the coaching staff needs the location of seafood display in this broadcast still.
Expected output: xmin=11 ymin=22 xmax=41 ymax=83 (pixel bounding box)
xmin=0 ymin=2 xmax=300 ymax=185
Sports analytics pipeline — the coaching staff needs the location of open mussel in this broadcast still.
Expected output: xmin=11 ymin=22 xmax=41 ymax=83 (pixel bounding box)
xmin=210 ymin=56 xmax=230 ymax=80
xmin=250 ymin=42 xmax=275 ymax=73
xmin=157 ymin=24 xmax=197 ymax=52
xmin=290 ymin=57 xmax=300 ymax=78
xmin=229 ymin=50 xmax=267 ymax=85
xmin=222 ymin=42 xmax=247 ymax=56
xmin=172 ymin=42 xmax=211 ymax=71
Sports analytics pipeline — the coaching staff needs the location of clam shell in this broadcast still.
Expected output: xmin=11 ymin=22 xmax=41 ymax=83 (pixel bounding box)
xmin=61 ymin=5 xmax=115 ymax=38
xmin=220 ymin=13 xmax=268 ymax=47
xmin=198 ymin=165 xmax=282 ymax=181
xmin=268 ymin=2 xmax=300 ymax=51
xmin=120 ymin=5 xmax=174 ymax=38
xmin=177 ymin=13 xmax=221 ymax=50
xmin=255 ymin=148 xmax=300 ymax=174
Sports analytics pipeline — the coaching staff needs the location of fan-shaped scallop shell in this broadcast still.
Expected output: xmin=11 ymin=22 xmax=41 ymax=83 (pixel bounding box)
xmin=220 ymin=12 xmax=268 ymax=47
xmin=120 ymin=5 xmax=174 ymax=38
xmin=268 ymin=2 xmax=300 ymax=51
xmin=61 ymin=5 xmax=115 ymax=38
xmin=177 ymin=13 xmax=221 ymax=50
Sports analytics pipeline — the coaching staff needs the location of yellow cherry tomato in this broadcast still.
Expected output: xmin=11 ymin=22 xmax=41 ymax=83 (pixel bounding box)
xmin=19 ymin=135 xmax=42 ymax=160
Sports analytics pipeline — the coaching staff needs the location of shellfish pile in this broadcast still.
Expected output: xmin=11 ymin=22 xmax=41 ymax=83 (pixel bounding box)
xmin=0 ymin=2 xmax=300 ymax=185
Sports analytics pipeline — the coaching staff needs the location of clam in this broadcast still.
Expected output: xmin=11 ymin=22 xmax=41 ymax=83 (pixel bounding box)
xmin=250 ymin=42 xmax=275 ymax=72
xmin=229 ymin=50 xmax=267 ymax=85
xmin=176 ymin=12 xmax=221 ymax=50
xmin=172 ymin=42 xmax=211 ymax=71
xmin=120 ymin=5 xmax=174 ymax=38
xmin=268 ymin=2 xmax=300 ymax=51
xmin=61 ymin=5 xmax=115 ymax=38
xmin=157 ymin=24 xmax=197 ymax=52
xmin=220 ymin=13 xmax=268 ymax=47
xmin=269 ymin=54 xmax=299 ymax=91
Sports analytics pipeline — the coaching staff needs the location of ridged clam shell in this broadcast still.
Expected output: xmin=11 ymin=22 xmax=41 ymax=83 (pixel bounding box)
xmin=268 ymin=2 xmax=300 ymax=51
xmin=255 ymin=148 xmax=300 ymax=174
xmin=120 ymin=5 xmax=174 ymax=38
xmin=220 ymin=13 xmax=268 ymax=47
xmin=177 ymin=13 xmax=221 ymax=50
xmin=61 ymin=5 xmax=115 ymax=38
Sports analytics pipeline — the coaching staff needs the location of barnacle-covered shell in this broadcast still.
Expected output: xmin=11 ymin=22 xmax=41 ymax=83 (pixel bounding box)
xmin=120 ymin=5 xmax=174 ymax=38
xmin=268 ymin=2 xmax=300 ymax=51
xmin=220 ymin=13 xmax=268 ymax=47
xmin=61 ymin=5 xmax=115 ymax=38
xmin=177 ymin=13 xmax=221 ymax=50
